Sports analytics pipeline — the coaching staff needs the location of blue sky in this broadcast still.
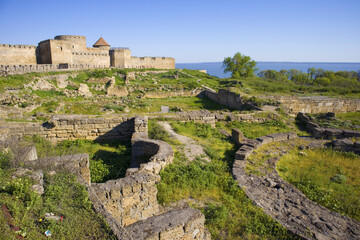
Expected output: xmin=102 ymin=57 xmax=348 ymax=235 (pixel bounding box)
xmin=0 ymin=0 xmax=359 ymax=63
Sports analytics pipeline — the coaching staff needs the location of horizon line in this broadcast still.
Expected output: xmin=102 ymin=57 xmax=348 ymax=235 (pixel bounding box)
xmin=177 ymin=61 xmax=360 ymax=64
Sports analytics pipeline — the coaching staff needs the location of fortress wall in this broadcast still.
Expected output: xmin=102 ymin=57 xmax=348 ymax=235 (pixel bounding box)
xmin=72 ymin=50 xmax=110 ymax=66
xmin=130 ymin=56 xmax=175 ymax=69
xmin=54 ymin=35 xmax=87 ymax=50
xmin=48 ymin=39 xmax=73 ymax=64
xmin=38 ymin=40 xmax=52 ymax=64
xmin=0 ymin=44 xmax=37 ymax=65
xmin=110 ymin=49 xmax=132 ymax=68
xmin=269 ymin=95 xmax=360 ymax=114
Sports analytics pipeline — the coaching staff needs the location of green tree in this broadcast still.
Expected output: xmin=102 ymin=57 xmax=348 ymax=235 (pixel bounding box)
xmin=223 ymin=52 xmax=257 ymax=78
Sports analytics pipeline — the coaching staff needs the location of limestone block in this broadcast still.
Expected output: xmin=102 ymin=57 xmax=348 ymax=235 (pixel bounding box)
xmin=235 ymin=145 xmax=254 ymax=160
xmin=267 ymin=133 xmax=288 ymax=142
xmin=241 ymin=138 xmax=262 ymax=149
xmin=324 ymin=128 xmax=343 ymax=138
xmin=16 ymin=145 xmax=38 ymax=162
xmin=160 ymin=225 xmax=184 ymax=240
xmin=342 ymin=129 xmax=360 ymax=138
xmin=287 ymin=132 xmax=298 ymax=140
xmin=256 ymin=136 xmax=273 ymax=145
xmin=232 ymin=128 xmax=244 ymax=145
xmin=78 ymin=83 xmax=92 ymax=97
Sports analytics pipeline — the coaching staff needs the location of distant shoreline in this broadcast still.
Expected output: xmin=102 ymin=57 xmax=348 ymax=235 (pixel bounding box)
xmin=176 ymin=62 xmax=360 ymax=78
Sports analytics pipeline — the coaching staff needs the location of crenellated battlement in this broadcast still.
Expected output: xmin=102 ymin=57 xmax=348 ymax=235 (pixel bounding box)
xmin=0 ymin=44 xmax=37 ymax=49
xmin=55 ymin=35 xmax=86 ymax=40
xmin=72 ymin=52 xmax=109 ymax=56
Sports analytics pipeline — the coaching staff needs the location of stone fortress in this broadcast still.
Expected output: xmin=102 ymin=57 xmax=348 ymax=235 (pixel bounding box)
xmin=0 ymin=35 xmax=175 ymax=74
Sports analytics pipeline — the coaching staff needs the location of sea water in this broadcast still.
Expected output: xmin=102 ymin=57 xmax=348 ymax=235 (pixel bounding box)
xmin=176 ymin=62 xmax=360 ymax=78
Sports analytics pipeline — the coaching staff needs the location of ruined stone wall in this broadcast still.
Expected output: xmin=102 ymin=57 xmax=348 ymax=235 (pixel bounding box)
xmin=232 ymin=133 xmax=360 ymax=239
xmin=0 ymin=44 xmax=37 ymax=65
xmin=202 ymin=88 xmax=242 ymax=110
xmin=144 ymin=89 xmax=202 ymax=98
xmin=92 ymin=171 xmax=161 ymax=226
xmin=154 ymin=110 xmax=216 ymax=126
xmin=270 ymin=95 xmax=360 ymax=114
xmin=0 ymin=64 xmax=110 ymax=76
xmin=296 ymin=112 xmax=360 ymax=139
xmin=0 ymin=115 xmax=134 ymax=142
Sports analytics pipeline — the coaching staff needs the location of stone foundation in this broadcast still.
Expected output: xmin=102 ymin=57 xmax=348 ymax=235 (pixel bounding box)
xmin=296 ymin=112 xmax=360 ymax=139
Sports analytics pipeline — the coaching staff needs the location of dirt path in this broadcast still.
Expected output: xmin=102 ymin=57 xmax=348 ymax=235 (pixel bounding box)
xmin=158 ymin=121 xmax=210 ymax=162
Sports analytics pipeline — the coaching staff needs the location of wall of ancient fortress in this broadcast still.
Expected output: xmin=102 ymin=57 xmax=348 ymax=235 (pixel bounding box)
xmin=72 ymin=50 xmax=110 ymax=66
xmin=0 ymin=44 xmax=37 ymax=65
xmin=130 ymin=56 xmax=175 ymax=69
xmin=270 ymin=95 xmax=360 ymax=114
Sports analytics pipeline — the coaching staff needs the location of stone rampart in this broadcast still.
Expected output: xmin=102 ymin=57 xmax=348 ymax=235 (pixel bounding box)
xmin=130 ymin=56 xmax=175 ymax=69
xmin=0 ymin=44 xmax=37 ymax=65
xmin=296 ymin=112 xmax=360 ymax=139
xmin=270 ymin=95 xmax=360 ymax=114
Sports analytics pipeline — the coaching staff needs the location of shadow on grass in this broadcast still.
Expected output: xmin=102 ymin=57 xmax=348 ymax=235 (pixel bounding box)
xmin=91 ymin=140 xmax=132 ymax=183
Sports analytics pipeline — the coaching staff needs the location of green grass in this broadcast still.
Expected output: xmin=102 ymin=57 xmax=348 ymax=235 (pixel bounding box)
xmin=218 ymin=77 xmax=360 ymax=98
xmin=277 ymin=148 xmax=360 ymax=221
xmin=336 ymin=112 xmax=360 ymax=126
xmin=127 ymin=96 xmax=226 ymax=114
xmin=32 ymin=90 xmax=65 ymax=98
xmin=216 ymin=119 xmax=293 ymax=139
xmin=0 ymin=152 xmax=116 ymax=240
xmin=154 ymin=121 xmax=294 ymax=239
xmin=22 ymin=136 xmax=131 ymax=183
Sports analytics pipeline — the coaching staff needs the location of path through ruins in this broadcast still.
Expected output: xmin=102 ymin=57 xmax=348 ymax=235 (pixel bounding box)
xmin=158 ymin=121 xmax=210 ymax=162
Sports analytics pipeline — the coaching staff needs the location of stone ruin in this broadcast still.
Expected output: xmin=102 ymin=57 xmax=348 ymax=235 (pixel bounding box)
xmin=3 ymin=116 xmax=210 ymax=240
xmin=231 ymin=130 xmax=360 ymax=240
xmin=296 ymin=112 xmax=360 ymax=139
